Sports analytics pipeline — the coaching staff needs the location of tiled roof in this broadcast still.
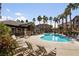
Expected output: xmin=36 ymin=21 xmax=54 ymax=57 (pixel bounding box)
xmin=0 ymin=20 xmax=29 ymax=27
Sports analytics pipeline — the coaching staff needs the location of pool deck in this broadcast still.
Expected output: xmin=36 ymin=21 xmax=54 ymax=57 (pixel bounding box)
xmin=17 ymin=34 xmax=79 ymax=56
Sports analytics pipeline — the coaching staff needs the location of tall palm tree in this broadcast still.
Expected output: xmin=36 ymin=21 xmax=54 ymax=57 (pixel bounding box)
xmin=67 ymin=3 xmax=74 ymax=30
xmin=49 ymin=16 xmax=53 ymax=25
xmin=58 ymin=14 xmax=65 ymax=33
xmin=58 ymin=14 xmax=64 ymax=28
xmin=21 ymin=20 xmax=24 ymax=23
xmin=16 ymin=19 xmax=20 ymax=22
xmin=67 ymin=3 xmax=79 ymax=30
xmin=26 ymin=19 xmax=28 ymax=23
xmin=53 ymin=17 xmax=58 ymax=28
xmin=32 ymin=18 xmax=36 ymax=24
xmin=72 ymin=3 xmax=79 ymax=10
xmin=43 ymin=15 xmax=48 ymax=24
xmin=64 ymin=8 xmax=69 ymax=31
xmin=28 ymin=22 xmax=35 ymax=33
xmin=37 ymin=16 xmax=42 ymax=24
xmin=72 ymin=3 xmax=79 ymax=30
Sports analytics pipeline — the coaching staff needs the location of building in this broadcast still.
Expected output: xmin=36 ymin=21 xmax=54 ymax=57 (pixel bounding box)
xmin=58 ymin=15 xmax=79 ymax=33
xmin=0 ymin=20 xmax=32 ymax=36
xmin=35 ymin=24 xmax=53 ymax=34
xmin=58 ymin=22 xmax=71 ymax=30
xmin=73 ymin=16 xmax=79 ymax=31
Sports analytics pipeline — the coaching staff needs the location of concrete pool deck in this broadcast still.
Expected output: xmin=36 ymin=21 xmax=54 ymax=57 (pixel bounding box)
xmin=17 ymin=34 xmax=79 ymax=56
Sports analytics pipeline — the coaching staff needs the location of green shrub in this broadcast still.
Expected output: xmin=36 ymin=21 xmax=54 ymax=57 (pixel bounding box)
xmin=0 ymin=23 xmax=11 ymax=35
xmin=0 ymin=23 xmax=19 ymax=56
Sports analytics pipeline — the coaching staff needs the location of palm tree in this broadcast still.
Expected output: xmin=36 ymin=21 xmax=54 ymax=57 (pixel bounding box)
xmin=26 ymin=19 xmax=28 ymax=23
xmin=21 ymin=20 xmax=24 ymax=23
xmin=16 ymin=19 xmax=20 ymax=22
xmin=53 ymin=17 xmax=58 ymax=28
xmin=66 ymin=3 xmax=79 ymax=30
xmin=32 ymin=18 xmax=36 ymax=24
xmin=37 ymin=16 xmax=42 ymax=24
xmin=57 ymin=14 xmax=65 ymax=33
xmin=64 ymin=8 xmax=69 ymax=31
xmin=28 ymin=22 xmax=35 ymax=34
xmin=72 ymin=3 xmax=79 ymax=10
xmin=67 ymin=3 xmax=79 ymax=18
xmin=67 ymin=3 xmax=74 ymax=31
xmin=43 ymin=15 xmax=48 ymax=24
xmin=58 ymin=14 xmax=64 ymax=28
xmin=71 ymin=3 xmax=79 ymax=30
xmin=49 ymin=16 xmax=53 ymax=25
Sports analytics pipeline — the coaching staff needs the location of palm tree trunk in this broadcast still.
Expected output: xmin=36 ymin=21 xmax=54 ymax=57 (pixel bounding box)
xmin=50 ymin=21 xmax=51 ymax=25
xmin=65 ymin=16 xmax=68 ymax=31
xmin=39 ymin=21 xmax=40 ymax=24
xmin=54 ymin=22 xmax=56 ymax=33
xmin=54 ymin=22 xmax=56 ymax=29
xmin=69 ymin=13 xmax=72 ymax=31
xmin=62 ymin=18 xmax=64 ymax=29
xmin=58 ymin=20 xmax=60 ymax=33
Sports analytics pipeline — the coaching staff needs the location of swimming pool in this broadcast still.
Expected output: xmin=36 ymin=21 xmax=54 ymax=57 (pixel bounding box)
xmin=40 ymin=33 xmax=72 ymax=42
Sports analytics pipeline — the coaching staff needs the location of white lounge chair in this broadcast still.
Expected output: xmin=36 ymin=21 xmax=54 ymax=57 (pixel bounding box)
xmin=12 ymin=35 xmax=17 ymax=40
xmin=76 ymin=34 xmax=79 ymax=41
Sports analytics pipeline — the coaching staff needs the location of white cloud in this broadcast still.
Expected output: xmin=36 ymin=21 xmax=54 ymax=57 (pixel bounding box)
xmin=0 ymin=16 xmax=13 ymax=21
xmin=0 ymin=16 xmax=7 ymax=21
xmin=15 ymin=12 xmax=22 ymax=16
xmin=7 ymin=16 xmax=13 ymax=20
xmin=15 ymin=12 xmax=26 ymax=22
xmin=6 ymin=9 xmax=10 ymax=12
xmin=15 ymin=16 xmax=26 ymax=21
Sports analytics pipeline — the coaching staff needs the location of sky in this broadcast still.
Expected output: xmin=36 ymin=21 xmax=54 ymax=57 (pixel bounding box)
xmin=1 ymin=3 xmax=79 ymax=26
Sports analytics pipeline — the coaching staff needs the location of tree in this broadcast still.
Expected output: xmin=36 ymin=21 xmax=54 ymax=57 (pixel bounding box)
xmin=67 ymin=3 xmax=73 ymax=31
xmin=26 ymin=19 xmax=28 ymax=23
xmin=0 ymin=23 xmax=19 ymax=56
xmin=21 ymin=20 xmax=24 ymax=23
xmin=16 ymin=19 xmax=20 ymax=22
xmin=49 ymin=16 xmax=53 ymax=25
xmin=71 ymin=3 xmax=79 ymax=10
xmin=53 ymin=17 xmax=58 ymax=28
xmin=0 ymin=23 xmax=11 ymax=35
xmin=37 ymin=16 xmax=42 ymax=24
xmin=58 ymin=14 xmax=65 ymax=28
xmin=43 ymin=15 xmax=48 ymax=24
xmin=71 ymin=3 xmax=79 ymax=30
xmin=28 ymin=22 xmax=35 ymax=34
xmin=64 ymin=8 xmax=69 ymax=30
xmin=32 ymin=18 xmax=36 ymax=24
xmin=58 ymin=14 xmax=65 ymax=33
xmin=67 ymin=3 xmax=79 ymax=30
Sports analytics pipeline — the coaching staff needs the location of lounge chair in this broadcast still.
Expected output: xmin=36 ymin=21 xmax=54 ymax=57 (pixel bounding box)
xmin=35 ymin=45 xmax=47 ymax=56
xmin=12 ymin=35 xmax=16 ymax=40
xmin=24 ymin=41 xmax=37 ymax=56
xmin=76 ymin=34 xmax=79 ymax=41
xmin=15 ymin=41 xmax=34 ymax=56
xmin=25 ymin=41 xmax=33 ymax=49
xmin=47 ymin=48 xmax=56 ymax=56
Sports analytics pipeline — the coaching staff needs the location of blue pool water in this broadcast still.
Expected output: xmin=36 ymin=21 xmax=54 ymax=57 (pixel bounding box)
xmin=40 ymin=33 xmax=71 ymax=42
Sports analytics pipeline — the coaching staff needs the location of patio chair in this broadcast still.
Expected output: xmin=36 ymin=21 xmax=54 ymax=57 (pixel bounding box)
xmin=47 ymin=48 xmax=56 ymax=56
xmin=24 ymin=41 xmax=37 ymax=56
xmin=11 ymin=35 xmax=17 ymax=40
xmin=76 ymin=34 xmax=79 ymax=41
xmin=35 ymin=45 xmax=47 ymax=56
xmin=25 ymin=41 xmax=33 ymax=49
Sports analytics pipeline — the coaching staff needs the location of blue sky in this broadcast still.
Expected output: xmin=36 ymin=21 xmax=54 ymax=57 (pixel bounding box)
xmin=1 ymin=3 xmax=79 ymax=25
